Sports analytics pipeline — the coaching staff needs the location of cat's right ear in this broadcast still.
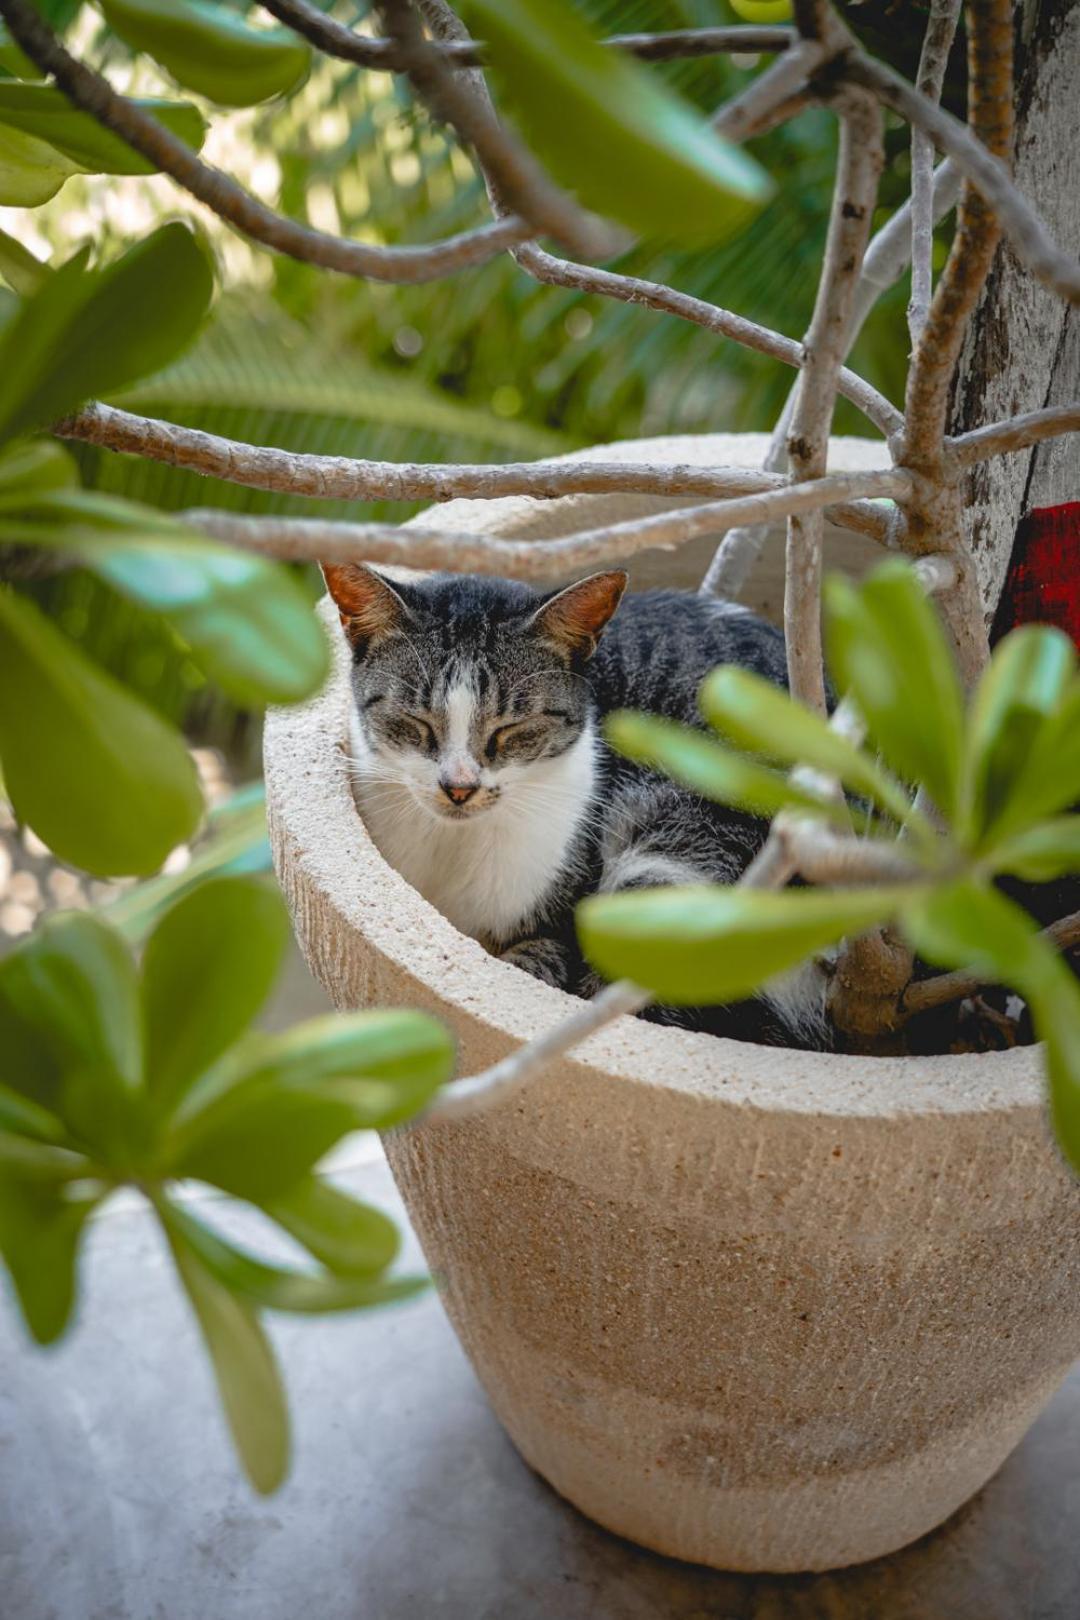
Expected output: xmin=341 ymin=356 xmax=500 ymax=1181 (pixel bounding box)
xmin=322 ymin=563 xmax=411 ymax=654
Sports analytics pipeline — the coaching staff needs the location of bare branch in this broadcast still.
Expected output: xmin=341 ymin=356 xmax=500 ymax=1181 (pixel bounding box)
xmin=509 ymin=248 xmax=901 ymax=437
xmin=184 ymin=469 xmax=906 ymax=579
xmin=948 ymin=403 xmax=1080 ymax=467
xmin=259 ymin=4 xmax=795 ymax=69
xmin=376 ymin=0 xmax=605 ymax=257
xmin=901 ymin=909 xmax=1080 ymax=1021
xmin=700 ymin=160 xmax=961 ymax=598
xmin=901 ymin=0 xmax=1014 ymax=471
xmin=0 ymin=0 xmax=529 ymax=285
xmin=907 ymin=0 xmax=962 ymax=349
xmin=712 ymin=38 xmax=827 ymax=140
xmin=785 ymin=88 xmax=884 ymax=715
xmin=55 ymin=400 xmax=898 ymax=508
xmin=776 ymin=820 xmax=922 ymax=886
xmin=846 ymin=45 xmax=1080 ymax=309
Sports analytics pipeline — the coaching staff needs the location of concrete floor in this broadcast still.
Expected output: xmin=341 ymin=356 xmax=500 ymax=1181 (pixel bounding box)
xmin=2 ymin=1135 xmax=1080 ymax=1620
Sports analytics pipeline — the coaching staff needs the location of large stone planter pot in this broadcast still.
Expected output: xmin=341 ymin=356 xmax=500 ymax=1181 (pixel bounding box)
xmin=264 ymin=433 xmax=1080 ymax=1573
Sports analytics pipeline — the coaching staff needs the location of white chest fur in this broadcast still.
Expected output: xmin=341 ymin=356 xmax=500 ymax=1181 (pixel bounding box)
xmin=349 ymin=713 xmax=596 ymax=947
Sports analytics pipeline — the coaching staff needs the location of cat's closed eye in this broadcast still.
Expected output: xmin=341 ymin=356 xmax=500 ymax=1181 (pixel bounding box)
xmin=485 ymin=719 xmax=552 ymax=760
xmin=391 ymin=714 xmax=437 ymax=753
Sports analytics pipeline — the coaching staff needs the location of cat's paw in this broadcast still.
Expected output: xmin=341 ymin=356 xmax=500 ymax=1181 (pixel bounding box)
xmin=499 ymin=937 xmax=568 ymax=988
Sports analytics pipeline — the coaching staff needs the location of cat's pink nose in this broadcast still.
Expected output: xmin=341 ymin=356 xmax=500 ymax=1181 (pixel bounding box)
xmin=440 ymin=778 xmax=479 ymax=805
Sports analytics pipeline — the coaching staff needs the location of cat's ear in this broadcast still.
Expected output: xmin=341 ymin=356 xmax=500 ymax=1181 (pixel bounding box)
xmin=530 ymin=570 xmax=627 ymax=661
xmin=322 ymin=563 xmax=411 ymax=652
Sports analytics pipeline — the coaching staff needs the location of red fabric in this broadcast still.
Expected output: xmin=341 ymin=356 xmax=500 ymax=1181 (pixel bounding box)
xmin=992 ymin=501 xmax=1080 ymax=649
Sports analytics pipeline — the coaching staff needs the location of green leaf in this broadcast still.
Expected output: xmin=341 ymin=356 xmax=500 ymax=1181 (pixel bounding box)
xmin=988 ymin=680 xmax=1080 ymax=840
xmin=699 ymin=665 xmax=924 ymax=833
xmin=141 ymin=876 xmax=289 ymax=1111
xmin=962 ymin=626 xmax=1077 ymax=844
xmin=0 ymin=83 xmax=205 ymax=174
xmin=0 ymin=222 xmax=213 ymax=447
xmin=824 ymin=561 xmax=965 ymax=820
xmin=0 ymin=1083 xmax=66 ymax=1144
xmin=100 ymin=0 xmax=310 ymax=107
xmin=989 ymin=817 xmax=1080 ymax=882
xmin=0 ymin=1130 xmax=91 ymax=1178
xmin=0 ymin=587 xmax=202 ymax=875
xmin=0 ymin=121 xmax=74 ymax=206
xmin=0 ymin=1176 xmax=99 ymax=1343
xmin=8 ymin=491 xmax=330 ymax=706
xmin=260 ymin=1175 xmax=400 ymax=1278
xmin=163 ymin=1209 xmax=290 ymax=1493
xmin=171 ymin=1011 xmax=455 ymax=1199
xmin=578 ymin=882 xmax=906 ymax=1005
xmin=461 ymin=0 xmax=772 ymax=241
xmin=0 ymin=437 xmax=77 ymax=498
xmin=164 ymin=1202 xmax=422 ymax=1315
xmin=900 ymin=881 xmax=1080 ymax=1174
xmin=0 ymin=226 xmax=47 ymax=295
xmin=605 ymin=711 xmax=848 ymax=823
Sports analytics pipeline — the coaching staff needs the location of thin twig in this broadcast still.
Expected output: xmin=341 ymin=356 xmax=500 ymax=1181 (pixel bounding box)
xmin=907 ymin=0 xmax=962 ymax=349
xmin=785 ymin=88 xmax=884 ymax=715
xmin=376 ymin=0 xmax=605 ymax=257
xmin=845 ymin=47 xmax=1080 ymax=308
xmin=259 ymin=4 xmax=795 ymax=70
xmin=901 ymin=910 xmax=1080 ymax=1020
xmin=0 ymin=0 xmax=529 ymax=285
xmin=774 ymin=820 xmax=922 ymax=885
xmin=712 ymin=38 xmax=827 ymax=140
xmin=184 ymin=469 xmax=906 ymax=579
xmin=948 ymin=403 xmax=1080 ymax=467
xmin=54 ymin=401 xmax=900 ymax=509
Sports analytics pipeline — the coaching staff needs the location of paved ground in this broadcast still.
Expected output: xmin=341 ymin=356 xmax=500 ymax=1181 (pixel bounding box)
xmin=3 ymin=1118 xmax=1079 ymax=1620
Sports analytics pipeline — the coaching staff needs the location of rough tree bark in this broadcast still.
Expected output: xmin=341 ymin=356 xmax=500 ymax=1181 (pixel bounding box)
xmin=952 ymin=0 xmax=1080 ymax=616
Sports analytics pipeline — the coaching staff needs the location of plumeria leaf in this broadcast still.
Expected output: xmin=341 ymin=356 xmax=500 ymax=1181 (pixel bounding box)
xmin=962 ymin=625 xmax=1076 ymax=844
xmin=578 ymin=883 xmax=906 ymax=1006
xmin=0 ymin=222 xmax=213 ymax=447
xmin=825 ymin=561 xmax=965 ymax=820
xmin=0 ymin=587 xmax=203 ymax=876
xmin=461 ymin=0 xmax=772 ymax=241
xmin=989 ymin=817 xmax=1080 ymax=883
xmin=141 ymin=877 xmax=290 ymax=1112
xmin=164 ymin=1210 xmax=290 ymax=1494
xmin=260 ymin=1176 xmax=401 ymax=1279
xmin=0 ymin=1175 xmax=100 ymax=1343
xmin=99 ymin=0 xmax=311 ymax=107
xmin=605 ymin=711 xmax=848 ymax=823
xmin=164 ymin=1202 xmax=421 ymax=1315
xmin=0 ymin=83 xmax=205 ymax=176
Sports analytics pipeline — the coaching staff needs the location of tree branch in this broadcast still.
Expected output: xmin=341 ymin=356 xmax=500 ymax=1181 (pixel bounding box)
xmin=0 ymin=0 xmax=530 ymax=285
xmin=712 ymin=38 xmax=827 ymax=141
xmin=259 ymin=4 xmax=795 ymax=70
xmin=376 ymin=0 xmax=606 ymax=257
xmin=907 ymin=0 xmax=962 ymax=350
xmin=184 ymin=469 xmax=905 ymax=579
xmin=900 ymin=909 xmax=1080 ymax=1020
xmin=785 ymin=87 xmax=884 ymax=715
xmin=948 ymin=403 xmax=1080 ymax=467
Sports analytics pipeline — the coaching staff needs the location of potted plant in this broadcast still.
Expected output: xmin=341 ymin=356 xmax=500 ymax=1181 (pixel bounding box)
xmin=0 ymin=0 xmax=1079 ymax=1578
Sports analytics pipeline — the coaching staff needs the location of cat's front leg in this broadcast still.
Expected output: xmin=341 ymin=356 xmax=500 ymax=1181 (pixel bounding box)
xmin=498 ymin=936 xmax=572 ymax=989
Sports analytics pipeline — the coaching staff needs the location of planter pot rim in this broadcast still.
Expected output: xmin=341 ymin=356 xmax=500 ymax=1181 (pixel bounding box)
xmin=264 ymin=431 xmax=1044 ymax=1127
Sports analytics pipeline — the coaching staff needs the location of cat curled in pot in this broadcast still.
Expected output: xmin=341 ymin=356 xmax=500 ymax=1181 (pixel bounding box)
xmin=325 ymin=562 xmax=829 ymax=1050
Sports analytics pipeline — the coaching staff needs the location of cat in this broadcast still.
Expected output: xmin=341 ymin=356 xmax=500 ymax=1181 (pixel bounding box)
xmin=325 ymin=562 xmax=830 ymax=1050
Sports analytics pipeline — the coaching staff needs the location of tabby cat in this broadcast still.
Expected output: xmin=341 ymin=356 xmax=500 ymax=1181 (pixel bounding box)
xmin=325 ymin=563 xmax=829 ymax=1049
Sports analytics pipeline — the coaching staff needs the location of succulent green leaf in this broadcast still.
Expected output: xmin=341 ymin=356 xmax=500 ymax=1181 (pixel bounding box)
xmin=173 ymin=1085 xmax=372 ymax=1202
xmin=0 ymin=1083 xmax=66 ymax=1144
xmin=0 ymin=222 xmax=213 ymax=447
xmin=901 ymin=880 xmax=1080 ymax=1175
xmin=100 ymin=0 xmax=311 ymax=107
xmin=986 ymin=681 xmax=1080 ymax=841
xmin=699 ymin=665 xmax=922 ymax=832
xmin=164 ymin=1201 xmax=422 ymax=1315
xmin=461 ymin=0 xmax=772 ymax=241
xmin=163 ymin=1209 xmax=290 ymax=1493
xmin=962 ymin=625 xmax=1077 ymax=844
xmin=260 ymin=1175 xmax=400 ymax=1278
xmin=578 ymin=882 xmax=906 ymax=1005
xmin=989 ymin=817 xmax=1080 ymax=883
xmin=0 ymin=121 xmax=75 ymax=206
xmin=141 ymin=876 xmax=290 ymax=1112
xmin=824 ymin=561 xmax=965 ymax=820
xmin=0 ymin=226 xmax=48 ymax=295
xmin=0 ymin=588 xmax=202 ymax=875
xmin=0 ymin=83 xmax=205 ymax=174
xmin=605 ymin=711 xmax=847 ymax=823
xmin=0 ymin=1175 xmax=100 ymax=1343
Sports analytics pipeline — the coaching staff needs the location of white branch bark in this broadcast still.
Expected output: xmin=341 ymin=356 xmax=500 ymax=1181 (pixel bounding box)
xmin=907 ymin=0 xmax=962 ymax=349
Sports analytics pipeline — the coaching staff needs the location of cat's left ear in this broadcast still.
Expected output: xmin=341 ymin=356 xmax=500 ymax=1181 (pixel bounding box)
xmin=530 ymin=570 xmax=628 ymax=661
xmin=322 ymin=562 xmax=412 ymax=653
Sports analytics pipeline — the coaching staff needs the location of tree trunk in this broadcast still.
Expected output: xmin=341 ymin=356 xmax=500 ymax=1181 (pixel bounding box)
xmin=951 ymin=0 xmax=1080 ymax=617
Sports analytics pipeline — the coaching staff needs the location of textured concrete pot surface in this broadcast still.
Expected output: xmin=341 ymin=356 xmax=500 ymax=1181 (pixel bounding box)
xmin=264 ymin=434 xmax=1080 ymax=1573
